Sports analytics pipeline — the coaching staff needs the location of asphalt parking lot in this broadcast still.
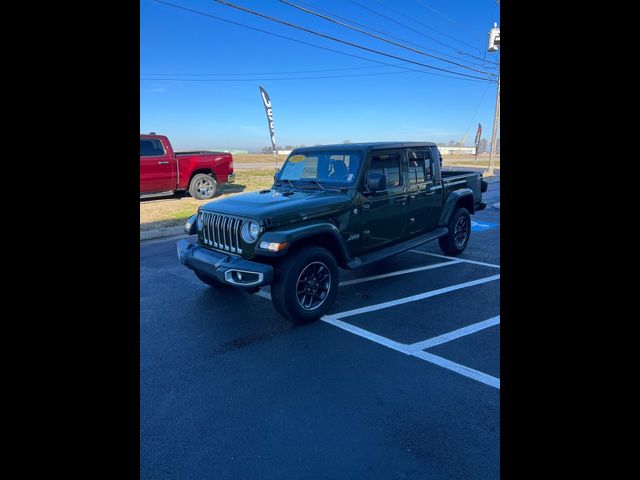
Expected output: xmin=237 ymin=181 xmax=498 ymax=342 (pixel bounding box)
xmin=140 ymin=180 xmax=500 ymax=479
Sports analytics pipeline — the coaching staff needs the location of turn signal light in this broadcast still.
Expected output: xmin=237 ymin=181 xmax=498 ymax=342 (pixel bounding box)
xmin=259 ymin=241 xmax=288 ymax=252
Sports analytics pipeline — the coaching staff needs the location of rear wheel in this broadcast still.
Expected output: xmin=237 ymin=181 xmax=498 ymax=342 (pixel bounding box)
xmin=439 ymin=207 xmax=471 ymax=255
xmin=189 ymin=173 xmax=217 ymax=200
xmin=270 ymin=247 xmax=339 ymax=324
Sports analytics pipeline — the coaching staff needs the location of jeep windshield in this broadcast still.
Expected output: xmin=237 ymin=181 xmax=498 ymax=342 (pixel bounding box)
xmin=276 ymin=151 xmax=363 ymax=188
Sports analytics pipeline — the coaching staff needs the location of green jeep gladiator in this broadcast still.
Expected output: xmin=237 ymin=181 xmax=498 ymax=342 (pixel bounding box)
xmin=177 ymin=142 xmax=487 ymax=324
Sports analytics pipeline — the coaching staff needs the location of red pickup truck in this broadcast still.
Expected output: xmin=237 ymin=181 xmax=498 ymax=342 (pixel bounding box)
xmin=140 ymin=134 xmax=235 ymax=200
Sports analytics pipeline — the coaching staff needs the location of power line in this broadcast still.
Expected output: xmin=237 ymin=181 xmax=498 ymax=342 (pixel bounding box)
xmin=150 ymin=0 xmax=493 ymax=83
xmin=456 ymin=49 xmax=499 ymax=68
xmin=141 ymin=70 xmax=426 ymax=82
xmin=460 ymin=82 xmax=492 ymax=145
xmin=284 ymin=0 xmax=496 ymax=70
xmin=372 ymin=0 xmax=487 ymax=56
xmin=141 ymin=64 xmax=412 ymax=76
xmin=412 ymin=0 xmax=481 ymax=37
xmin=278 ymin=0 xmax=496 ymax=77
xmin=376 ymin=0 xmax=500 ymax=67
xmin=212 ymin=0 xmax=496 ymax=82
xmin=348 ymin=0 xmax=488 ymax=63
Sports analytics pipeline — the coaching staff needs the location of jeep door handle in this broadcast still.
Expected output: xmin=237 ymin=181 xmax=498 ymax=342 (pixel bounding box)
xmin=158 ymin=161 xmax=169 ymax=165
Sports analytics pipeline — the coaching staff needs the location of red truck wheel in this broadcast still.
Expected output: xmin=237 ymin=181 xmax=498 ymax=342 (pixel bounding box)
xmin=189 ymin=174 xmax=217 ymax=200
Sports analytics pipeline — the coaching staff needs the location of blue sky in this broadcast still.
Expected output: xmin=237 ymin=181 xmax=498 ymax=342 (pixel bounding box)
xmin=140 ymin=0 xmax=500 ymax=151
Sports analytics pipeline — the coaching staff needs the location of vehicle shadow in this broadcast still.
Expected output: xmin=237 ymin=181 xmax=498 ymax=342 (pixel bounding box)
xmin=139 ymin=183 xmax=248 ymax=203
xmin=218 ymin=183 xmax=248 ymax=195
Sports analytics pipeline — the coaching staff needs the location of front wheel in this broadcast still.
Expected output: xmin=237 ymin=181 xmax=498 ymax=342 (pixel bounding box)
xmin=439 ymin=207 xmax=471 ymax=255
xmin=270 ymin=247 xmax=339 ymax=325
xmin=189 ymin=173 xmax=217 ymax=200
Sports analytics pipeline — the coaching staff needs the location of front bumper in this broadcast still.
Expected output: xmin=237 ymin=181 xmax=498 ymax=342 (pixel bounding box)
xmin=226 ymin=173 xmax=236 ymax=183
xmin=177 ymin=239 xmax=273 ymax=287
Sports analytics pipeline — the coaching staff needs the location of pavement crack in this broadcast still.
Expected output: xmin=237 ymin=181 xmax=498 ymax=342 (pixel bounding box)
xmin=212 ymin=322 xmax=293 ymax=355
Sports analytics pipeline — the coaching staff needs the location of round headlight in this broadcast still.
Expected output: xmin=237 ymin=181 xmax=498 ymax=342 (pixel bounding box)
xmin=242 ymin=220 xmax=261 ymax=243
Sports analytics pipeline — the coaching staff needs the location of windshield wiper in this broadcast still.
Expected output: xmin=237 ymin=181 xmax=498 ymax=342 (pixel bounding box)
xmin=299 ymin=178 xmax=326 ymax=192
xmin=275 ymin=179 xmax=296 ymax=190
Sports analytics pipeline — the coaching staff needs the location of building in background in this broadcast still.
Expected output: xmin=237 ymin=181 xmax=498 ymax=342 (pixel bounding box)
xmin=215 ymin=149 xmax=248 ymax=154
xmin=438 ymin=146 xmax=478 ymax=155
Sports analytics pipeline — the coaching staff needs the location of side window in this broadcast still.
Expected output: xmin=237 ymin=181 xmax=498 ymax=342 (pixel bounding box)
xmin=407 ymin=149 xmax=433 ymax=185
xmin=140 ymin=139 xmax=165 ymax=157
xmin=368 ymin=152 xmax=402 ymax=188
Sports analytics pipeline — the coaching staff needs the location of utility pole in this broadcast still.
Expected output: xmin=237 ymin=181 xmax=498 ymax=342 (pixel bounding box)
xmin=487 ymin=73 xmax=500 ymax=175
xmin=486 ymin=22 xmax=500 ymax=176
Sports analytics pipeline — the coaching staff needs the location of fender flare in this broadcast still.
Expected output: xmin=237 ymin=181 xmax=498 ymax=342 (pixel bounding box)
xmin=439 ymin=188 xmax=475 ymax=226
xmin=256 ymin=222 xmax=351 ymax=265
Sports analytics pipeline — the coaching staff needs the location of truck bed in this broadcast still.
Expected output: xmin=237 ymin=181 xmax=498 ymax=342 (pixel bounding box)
xmin=441 ymin=169 xmax=479 ymax=179
xmin=440 ymin=169 xmax=486 ymax=210
xmin=175 ymin=150 xmax=228 ymax=156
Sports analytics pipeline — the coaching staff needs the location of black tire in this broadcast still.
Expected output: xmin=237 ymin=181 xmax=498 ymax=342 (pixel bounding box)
xmin=189 ymin=173 xmax=217 ymax=200
xmin=439 ymin=207 xmax=471 ymax=255
xmin=193 ymin=270 xmax=230 ymax=289
xmin=270 ymin=247 xmax=339 ymax=325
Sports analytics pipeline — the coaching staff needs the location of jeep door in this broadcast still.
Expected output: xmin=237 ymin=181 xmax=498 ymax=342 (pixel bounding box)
xmin=359 ymin=149 xmax=408 ymax=251
xmin=405 ymin=148 xmax=442 ymax=235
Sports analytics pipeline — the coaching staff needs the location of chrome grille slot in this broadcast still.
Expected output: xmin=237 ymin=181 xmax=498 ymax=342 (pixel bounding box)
xmin=212 ymin=213 xmax=219 ymax=247
xmin=201 ymin=212 xmax=209 ymax=245
xmin=207 ymin=212 xmax=214 ymax=246
xmin=216 ymin=215 xmax=222 ymax=248
xmin=204 ymin=212 xmax=211 ymax=246
xmin=199 ymin=212 xmax=244 ymax=254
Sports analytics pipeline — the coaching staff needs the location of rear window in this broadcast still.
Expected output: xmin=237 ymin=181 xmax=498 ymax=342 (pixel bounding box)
xmin=407 ymin=149 xmax=432 ymax=184
xmin=140 ymin=139 xmax=165 ymax=157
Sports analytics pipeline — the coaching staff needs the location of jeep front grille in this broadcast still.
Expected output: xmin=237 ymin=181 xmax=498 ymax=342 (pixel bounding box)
xmin=198 ymin=212 xmax=245 ymax=254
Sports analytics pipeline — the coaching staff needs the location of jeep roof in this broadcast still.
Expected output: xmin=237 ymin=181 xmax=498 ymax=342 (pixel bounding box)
xmin=289 ymin=142 xmax=438 ymax=153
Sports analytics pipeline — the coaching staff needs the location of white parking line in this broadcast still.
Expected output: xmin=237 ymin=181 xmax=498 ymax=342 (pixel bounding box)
xmin=339 ymin=259 xmax=463 ymax=286
xmin=409 ymin=250 xmax=500 ymax=269
xmin=409 ymin=316 xmax=500 ymax=351
xmin=321 ymin=316 xmax=410 ymax=354
xmin=321 ymin=316 xmax=500 ymax=389
xmin=410 ymin=350 xmax=500 ymax=389
xmin=255 ymin=290 xmax=271 ymax=300
xmin=325 ymin=274 xmax=500 ymax=320
xmin=254 ymin=277 xmax=500 ymax=389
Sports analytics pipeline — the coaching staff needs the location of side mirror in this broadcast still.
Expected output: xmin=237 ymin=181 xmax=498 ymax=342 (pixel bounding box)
xmin=366 ymin=172 xmax=387 ymax=192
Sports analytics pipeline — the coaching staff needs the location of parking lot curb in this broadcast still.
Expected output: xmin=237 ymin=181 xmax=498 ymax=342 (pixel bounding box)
xmin=140 ymin=225 xmax=185 ymax=241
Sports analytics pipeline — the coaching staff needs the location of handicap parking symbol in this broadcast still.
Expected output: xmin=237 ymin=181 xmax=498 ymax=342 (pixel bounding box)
xmin=471 ymin=220 xmax=497 ymax=232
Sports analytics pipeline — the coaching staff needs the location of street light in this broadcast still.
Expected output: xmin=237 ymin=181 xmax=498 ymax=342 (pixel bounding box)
xmin=487 ymin=22 xmax=500 ymax=176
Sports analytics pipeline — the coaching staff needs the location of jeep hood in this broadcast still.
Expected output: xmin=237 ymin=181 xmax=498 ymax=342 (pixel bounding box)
xmin=199 ymin=189 xmax=352 ymax=227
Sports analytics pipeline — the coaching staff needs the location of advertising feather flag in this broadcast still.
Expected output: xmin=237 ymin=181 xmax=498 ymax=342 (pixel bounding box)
xmin=259 ymin=86 xmax=278 ymax=168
